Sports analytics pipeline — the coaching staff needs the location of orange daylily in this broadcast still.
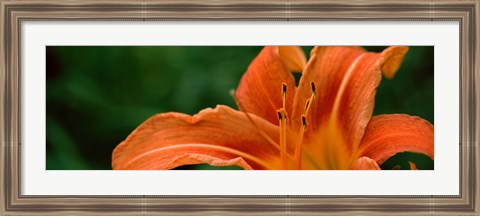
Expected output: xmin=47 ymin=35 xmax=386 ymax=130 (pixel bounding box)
xmin=112 ymin=46 xmax=434 ymax=170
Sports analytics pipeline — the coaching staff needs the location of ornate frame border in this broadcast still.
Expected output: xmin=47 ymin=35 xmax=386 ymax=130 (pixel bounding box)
xmin=1 ymin=1 xmax=478 ymax=215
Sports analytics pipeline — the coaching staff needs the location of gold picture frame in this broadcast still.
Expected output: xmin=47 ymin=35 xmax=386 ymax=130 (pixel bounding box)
xmin=1 ymin=0 xmax=478 ymax=215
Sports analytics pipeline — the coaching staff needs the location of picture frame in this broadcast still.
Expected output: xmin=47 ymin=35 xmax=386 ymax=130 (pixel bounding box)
xmin=1 ymin=0 xmax=478 ymax=215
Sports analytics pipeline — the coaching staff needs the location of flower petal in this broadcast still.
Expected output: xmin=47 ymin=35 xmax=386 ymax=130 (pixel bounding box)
xmin=380 ymin=46 xmax=409 ymax=79
xmin=357 ymin=114 xmax=434 ymax=165
xmin=351 ymin=156 xmax=381 ymax=170
xmin=293 ymin=46 xmax=408 ymax=168
xmin=112 ymin=105 xmax=281 ymax=170
xmin=235 ymin=46 xmax=304 ymax=124
xmin=409 ymin=161 xmax=417 ymax=170
xmin=278 ymin=46 xmax=307 ymax=72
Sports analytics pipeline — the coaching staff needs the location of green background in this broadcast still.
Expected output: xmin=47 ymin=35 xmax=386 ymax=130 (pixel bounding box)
xmin=46 ymin=46 xmax=434 ymax=170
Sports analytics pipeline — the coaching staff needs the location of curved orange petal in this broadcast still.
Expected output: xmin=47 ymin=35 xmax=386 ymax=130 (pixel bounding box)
xmin=278 ymin=46 xmax=307 ymax=72
xmin=351 ymin=156 xmax=381 ymax=170
xmin=409 ymin=161 xmax=418 ymax=170
xmin=112 ymin=105 xmax=281 ymax=170
xmin=292 ymin=46 xmax=408 ymax=169
xmin=380 ymin=46 xmax=409 ymax=79
xmin=357 ymin=114 xmax=434 ymax=165
xmin=235 ymin=46 xmax=305 ymax=124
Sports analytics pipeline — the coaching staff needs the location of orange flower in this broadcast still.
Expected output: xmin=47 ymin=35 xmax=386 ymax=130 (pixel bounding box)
xmin=112 ymin=46 xmax=434 ymax=170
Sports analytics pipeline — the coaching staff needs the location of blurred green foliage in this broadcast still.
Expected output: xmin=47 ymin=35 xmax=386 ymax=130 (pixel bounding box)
xmin=46 ymin=46 xmax=433 ymax=170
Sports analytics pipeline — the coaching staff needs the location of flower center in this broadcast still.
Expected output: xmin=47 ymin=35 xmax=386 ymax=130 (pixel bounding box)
xmin=276 ymin=82 xmax=316 ymax=169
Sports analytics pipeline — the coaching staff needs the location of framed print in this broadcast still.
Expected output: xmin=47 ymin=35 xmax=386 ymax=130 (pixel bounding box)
xmin=1 ymin=0 xmax=478 ymax=215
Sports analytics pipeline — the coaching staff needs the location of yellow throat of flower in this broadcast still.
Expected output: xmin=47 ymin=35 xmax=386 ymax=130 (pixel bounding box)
xmin=233 ymin=81 xmax=352 ymax=170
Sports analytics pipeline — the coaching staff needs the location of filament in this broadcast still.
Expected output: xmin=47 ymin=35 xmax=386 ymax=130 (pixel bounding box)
xmin=277 ymin=108 xmax=289 ymax=169
xmin=293 ymin=115 xmax=307 ymax=169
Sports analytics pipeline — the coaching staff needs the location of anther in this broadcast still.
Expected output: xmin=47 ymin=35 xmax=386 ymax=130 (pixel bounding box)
xmin=311 ymin=82 xmax=316 ymax=98
xmin=277 ymin=111 xmax=283 ymax=120
xmin=301 ymin=115 xmax=307 ymax=129
xmin=282 ymin=83 xmax=287 ymax=109
xmin=277 ymin=108 xmax=288 ymax=121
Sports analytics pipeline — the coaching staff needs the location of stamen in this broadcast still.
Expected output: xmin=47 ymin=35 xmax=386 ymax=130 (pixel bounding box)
xmin=231 ymin=88 xmax=293 ymax=160
xmin=277 ymin=108 xmax=289 ymax=169
xmin=293 ymin=114 xmax=307 ymax=169
xmin=293 ymin=81 xmax=317 ymax=169
xmin=303 ymin=82 xmax=317 ymax=118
